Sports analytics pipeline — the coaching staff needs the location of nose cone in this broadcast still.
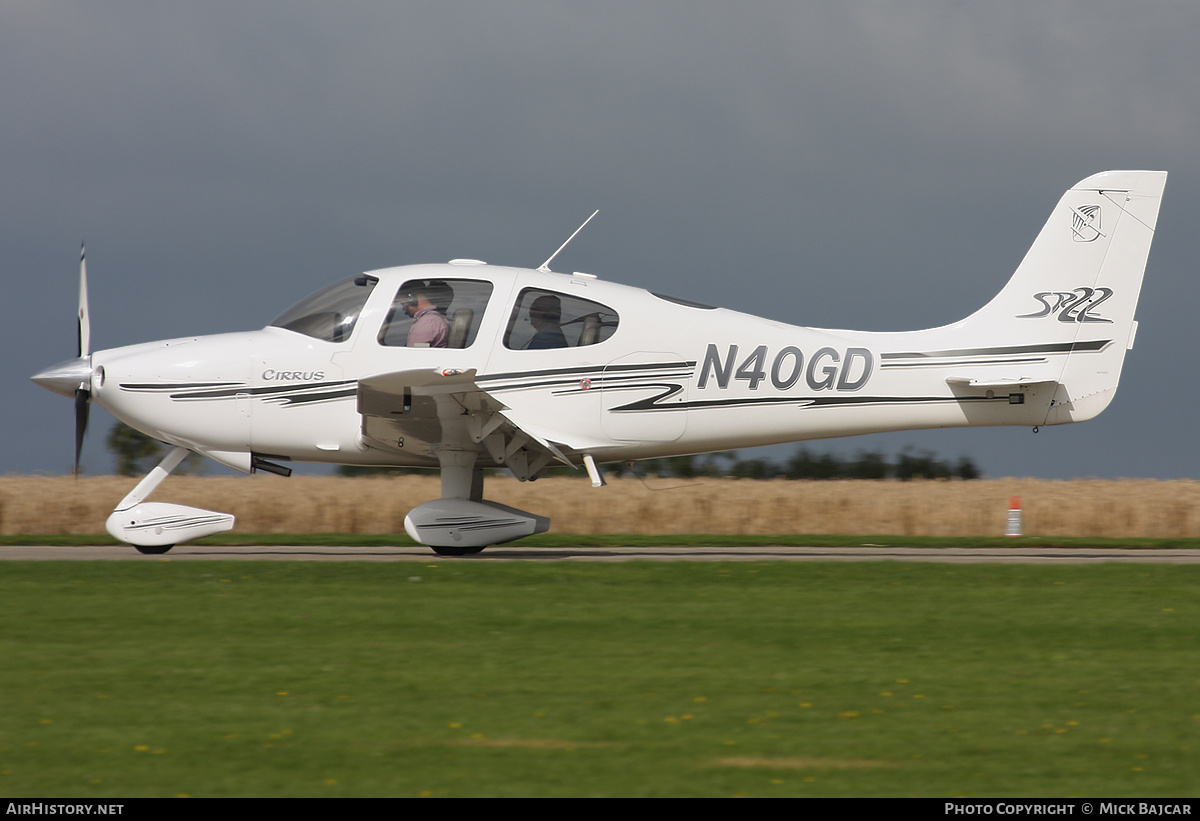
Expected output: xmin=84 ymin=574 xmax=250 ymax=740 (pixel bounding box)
xmin=31 ymin=357 xmax=94 ymax=399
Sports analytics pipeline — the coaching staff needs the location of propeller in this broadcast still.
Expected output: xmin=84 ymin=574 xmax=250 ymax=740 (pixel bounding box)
xmin=77 ymin=242 xmax=90 ymax=360
xmin=29 ymin=243 xmax=98 ymax=475
xmin=74 ymin=385 xmax=90 ymax=476
xmin=74 ymin=243 xmax=92 ymax=476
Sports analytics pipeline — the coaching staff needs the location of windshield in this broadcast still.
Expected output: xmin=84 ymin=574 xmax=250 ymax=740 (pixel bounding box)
xmin=270 ymin=276 xmax=377 ymax=342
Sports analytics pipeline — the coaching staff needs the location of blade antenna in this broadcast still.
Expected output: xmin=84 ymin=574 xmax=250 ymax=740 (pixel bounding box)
xmin=538 ymin=210 xmax=598 ymax=273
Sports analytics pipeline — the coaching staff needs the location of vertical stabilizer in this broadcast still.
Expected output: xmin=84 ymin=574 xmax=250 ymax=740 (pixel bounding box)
xmin=952 ymin=170 xmax=1166 ymax=424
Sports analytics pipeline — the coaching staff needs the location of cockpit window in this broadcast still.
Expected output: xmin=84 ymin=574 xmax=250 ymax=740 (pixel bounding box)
xmin=504 ymin=288 xmax=619 ymax=350
xmin=271 ymin=276 xmax=377 ymax=342
xmin=377 ymin=279 xmax=494 ymax=348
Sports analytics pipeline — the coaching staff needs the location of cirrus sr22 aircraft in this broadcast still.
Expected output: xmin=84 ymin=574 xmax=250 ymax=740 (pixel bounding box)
xmin=32 ymin=171 xmax=1166 ymax=555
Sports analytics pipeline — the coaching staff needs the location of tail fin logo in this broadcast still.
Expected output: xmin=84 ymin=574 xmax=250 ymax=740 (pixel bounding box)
xmin=1071 ymin=204 xmax=1103 ymax=242
xmin=1018 ymin=287 xmax=1114 ymax=323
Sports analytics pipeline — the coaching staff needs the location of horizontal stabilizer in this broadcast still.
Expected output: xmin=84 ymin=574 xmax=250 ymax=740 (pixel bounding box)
xmin=945 ymin=376 xmax=1058 ymax=389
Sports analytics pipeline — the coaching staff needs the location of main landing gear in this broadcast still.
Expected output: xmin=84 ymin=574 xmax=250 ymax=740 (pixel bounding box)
xmin=403 ymin=447 xmax=549 ymax=556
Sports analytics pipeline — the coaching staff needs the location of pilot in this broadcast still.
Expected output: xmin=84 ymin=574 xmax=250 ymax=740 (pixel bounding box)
xmin=527 ymin=294 xmax=568 ymax=349
xmin=400 ymin=282 xmax=450 ymax=348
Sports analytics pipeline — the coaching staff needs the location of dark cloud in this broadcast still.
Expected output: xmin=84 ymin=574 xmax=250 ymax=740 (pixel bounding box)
xmin=7 ymin=2 xmax=1198 ymax=479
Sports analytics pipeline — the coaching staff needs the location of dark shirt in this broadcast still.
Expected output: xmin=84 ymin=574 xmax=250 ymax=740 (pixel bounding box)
xmin=528 ymin=325 xmax=567 ymax=349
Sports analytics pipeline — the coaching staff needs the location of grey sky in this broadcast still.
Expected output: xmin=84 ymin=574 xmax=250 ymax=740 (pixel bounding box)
xmin=6 ymin=2 xmax=1198 ymax=479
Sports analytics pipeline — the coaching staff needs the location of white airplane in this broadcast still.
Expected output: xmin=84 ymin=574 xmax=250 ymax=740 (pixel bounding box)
xmin=32 ymin=170 xmax=1166 ymax=555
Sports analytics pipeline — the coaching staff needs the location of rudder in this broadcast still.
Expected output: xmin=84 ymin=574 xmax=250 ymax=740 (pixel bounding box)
xmin=956 ymin=170 xmax=1166 ymax=424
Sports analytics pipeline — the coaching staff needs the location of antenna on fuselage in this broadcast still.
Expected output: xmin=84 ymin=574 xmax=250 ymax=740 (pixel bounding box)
xmin=538 ymin=210 xmax=598 ymax=273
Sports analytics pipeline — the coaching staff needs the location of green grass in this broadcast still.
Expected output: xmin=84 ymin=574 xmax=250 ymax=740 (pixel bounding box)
xmin=1 ymin=561 xmax=1198 ymax=797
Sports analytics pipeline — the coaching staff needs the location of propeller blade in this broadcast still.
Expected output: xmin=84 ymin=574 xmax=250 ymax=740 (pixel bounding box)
xmin=74 ymin=387 xmax=90 ymax=477
xmin=77 ymin=243 xmax=90 ymax=359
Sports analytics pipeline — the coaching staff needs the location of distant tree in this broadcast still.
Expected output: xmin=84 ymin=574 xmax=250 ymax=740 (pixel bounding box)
xmin=334 ymin=465 xmax=422 ymax=477
xmin=781 ymin=445 xmax=981 ymax=481
xmin=106 ymin=423 xmax=166 ymax=476
xmin=704 ymin=451 xmax=740 ymax=475
xmin=846 ymin=450 xmax=889 ymax=480
xmin=664 ymin=455 xmax=703 ymax=478
xmin=106 ymin=422 xmax=206 ymax=476
xmin=955 ymin=456 xmax=981 ymax=480
xmin=729 ymin=458 xmax=778 ymax=479
xmin=640 ymin=455 xmax=703 ymax=478
xmin=478 ymin=445 xmax=982 ymax=482
xmin=785 ymin=448 xmax=844 ymax=479
xmin=894 ymin=448 xmax=952 ymax=481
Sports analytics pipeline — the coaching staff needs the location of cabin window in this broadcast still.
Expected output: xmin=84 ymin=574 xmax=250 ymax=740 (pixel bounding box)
xmin=377 ymin=279 xmax=493 ymax=349
xmin=271 ymin=276 xmax=378 ymax=343
xmin=503 ymin=288 xmax=619 ymax=350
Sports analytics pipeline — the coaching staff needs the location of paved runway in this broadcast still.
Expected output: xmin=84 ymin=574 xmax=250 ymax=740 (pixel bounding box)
xmin=5 ymin=544 xmax=1200 ymax=563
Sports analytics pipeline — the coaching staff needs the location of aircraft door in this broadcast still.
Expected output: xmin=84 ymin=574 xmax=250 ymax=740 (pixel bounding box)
xmin=601 ymin=352 xmax=688 ymax=442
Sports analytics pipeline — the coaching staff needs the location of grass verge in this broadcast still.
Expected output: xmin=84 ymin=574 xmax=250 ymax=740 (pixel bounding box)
xmin=1 ymin=561 xmax=1198 ymax=796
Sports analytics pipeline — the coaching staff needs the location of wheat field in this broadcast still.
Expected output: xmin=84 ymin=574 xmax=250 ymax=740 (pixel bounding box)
xmin=3 ymin=474 xmax=1199 ymax=538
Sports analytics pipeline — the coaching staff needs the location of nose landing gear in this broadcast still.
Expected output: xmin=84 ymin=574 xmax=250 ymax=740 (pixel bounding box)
xmin=106 ymin=446 xmax=235 ymax=554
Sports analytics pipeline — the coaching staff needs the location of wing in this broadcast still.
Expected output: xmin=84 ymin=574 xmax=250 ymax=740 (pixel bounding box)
xmin=357 ymin=367 xmax=605 ymax=480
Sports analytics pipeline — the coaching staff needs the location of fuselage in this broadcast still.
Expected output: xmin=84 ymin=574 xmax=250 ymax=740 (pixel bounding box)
xmin=84 ymin=260 xmax=1073 ymax=472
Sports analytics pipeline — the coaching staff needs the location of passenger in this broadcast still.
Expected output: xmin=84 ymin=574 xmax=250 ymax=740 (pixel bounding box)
xmin=401 ymin=282 xmax=450 ymax=348
xmin=527 ymin=294 xmax=568 ymax=349
xmin=425 ymin=280 xmax=455 ymax=315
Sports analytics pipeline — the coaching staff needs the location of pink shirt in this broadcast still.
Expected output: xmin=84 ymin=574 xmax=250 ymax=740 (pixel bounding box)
xmin=407 ymin=306 xmax=449 ymax=347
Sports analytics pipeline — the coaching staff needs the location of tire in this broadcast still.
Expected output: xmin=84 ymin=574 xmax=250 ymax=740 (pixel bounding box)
xmin=134 ymin=544 xmax=174 ymax=555
xmin=429 ymin=545 xmax=486 ymax=557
